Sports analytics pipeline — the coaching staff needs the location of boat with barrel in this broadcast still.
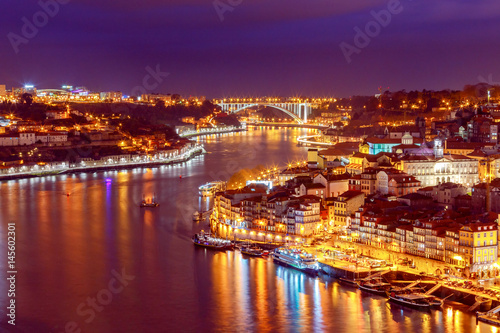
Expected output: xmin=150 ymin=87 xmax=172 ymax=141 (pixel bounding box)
xmin=199 ymin=181 xmax=226 ymax=197
xmin=413 ymin=293 xmax=446 ymax=308
xmin=358 ymin=276 xmax=392 ymax=296
xmin=272 ymin=247 xmax=319 ymax=275
xmin=240 ymin=245 xmax=269 ymax=257
xmin=140 ymin=193 xmax=159 ymax=208
xmin=387 ymin=291 xmax=432 ymax=310
xmin=192 ymin=231 xmax=233 ymax=251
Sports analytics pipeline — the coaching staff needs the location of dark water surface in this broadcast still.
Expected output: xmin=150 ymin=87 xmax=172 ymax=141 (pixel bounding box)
xmin=0 ymin=128 xmax=494 ymax=332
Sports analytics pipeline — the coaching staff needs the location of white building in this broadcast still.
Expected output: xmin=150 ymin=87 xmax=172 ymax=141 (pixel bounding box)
xmin=285 ymin=200 xmax=321 ymax=236
xmin=400 ymin=154 xmax=479 ymax=189
xmin=417 ymin=182 xmax=468 ymax=207
xmin=0 ymin=132 xmax=36 ymax=146
xmin=35 ymin=132 xmax=68 ymax=143
xmin=312 ymin=173 xmax=350 ymax=197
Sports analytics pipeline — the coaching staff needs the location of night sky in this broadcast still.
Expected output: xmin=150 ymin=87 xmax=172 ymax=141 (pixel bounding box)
xmin=1 ymin=0 xmax=499 ymax=98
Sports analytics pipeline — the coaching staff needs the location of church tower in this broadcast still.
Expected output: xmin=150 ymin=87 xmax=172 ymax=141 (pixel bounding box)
xmin=402 ymin=132 xmax=413 ymax=145
xmin=433 ymin=138 xmax=443 ymax=158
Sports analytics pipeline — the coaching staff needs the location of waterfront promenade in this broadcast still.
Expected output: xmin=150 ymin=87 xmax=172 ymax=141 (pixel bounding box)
xmin=179 ymin=126 xmax=245 ymax=138
xmin=0 ymin=144 xmax=205 ymax=180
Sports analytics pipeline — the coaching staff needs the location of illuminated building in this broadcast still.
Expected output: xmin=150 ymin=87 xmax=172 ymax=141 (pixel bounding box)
xmin=325 ymin=190 xmax=364 ymax=229
xmin=459 ymin=222 xmax=498 ymax=273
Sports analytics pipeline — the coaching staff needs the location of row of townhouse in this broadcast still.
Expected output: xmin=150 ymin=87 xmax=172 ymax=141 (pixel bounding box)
xmin=349 ymin=205 xmax=498 ymax=273
xmin=348 ymin=167 xmax=421 ymax=197
xmin=212 ymin=186 xmax=323 ymax=237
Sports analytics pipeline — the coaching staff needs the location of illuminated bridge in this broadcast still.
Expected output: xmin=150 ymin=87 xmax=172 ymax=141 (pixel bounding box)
xmin=216 ymin=101 xmax=314 ymax=124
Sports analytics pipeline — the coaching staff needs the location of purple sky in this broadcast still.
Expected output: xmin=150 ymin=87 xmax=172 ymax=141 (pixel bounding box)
xmin=1 ymin=0 xmax=499 ymax=98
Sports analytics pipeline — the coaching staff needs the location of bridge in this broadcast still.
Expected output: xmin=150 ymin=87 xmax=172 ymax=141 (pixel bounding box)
xmin=216 ymin=102 xmax=314 ymax=124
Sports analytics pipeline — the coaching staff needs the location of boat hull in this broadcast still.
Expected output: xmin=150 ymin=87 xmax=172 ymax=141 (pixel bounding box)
xmin=338 ymin=278 xmax=358 ymax=286
xmin=192 ymin=240 xmax=227 ymax=251
xmin=478 ymin=315 xmax=500 ymax=327
xmin=241 ymin=250 xmax=263 ymax=257
xmin=388 ymin=296 xmax=431 ymax=311
xmin=359 ymin=285 xmax=389 ymax=297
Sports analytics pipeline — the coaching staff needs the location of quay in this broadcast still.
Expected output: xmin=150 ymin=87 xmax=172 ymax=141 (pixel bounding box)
xmin=0 ymin=144 xmax=205 ymax=181
xmin=209 ymin=220 xmax=500 ymax=316
xmin=179 ymin=126 xmax=245 ymax=138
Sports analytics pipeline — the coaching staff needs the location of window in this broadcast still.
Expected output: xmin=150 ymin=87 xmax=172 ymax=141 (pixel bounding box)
xmin=484 ymin=233 xmax=486 ymax=237
xmin=478 ymin=234 xmax=481 ymax=238
xmin=477 ymin=241 xmax=480 ymax=246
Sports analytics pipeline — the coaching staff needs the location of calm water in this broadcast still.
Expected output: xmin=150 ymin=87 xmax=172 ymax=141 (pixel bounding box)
xmin=0 ymin=128 xmax=494 ymax=333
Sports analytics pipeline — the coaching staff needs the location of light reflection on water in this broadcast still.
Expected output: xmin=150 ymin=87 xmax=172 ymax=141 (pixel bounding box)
xmin=0 ymin=128 xmax=494 ymax=332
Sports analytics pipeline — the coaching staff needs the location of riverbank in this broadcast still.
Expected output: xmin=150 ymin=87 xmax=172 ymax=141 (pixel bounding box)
xmin=2 ymin=127 xmax=486 ymax=332
xmin=296 ymin=135 xmax=333 ymax=147
xmin=0 ymin=144 xmax=205 ymax=181
xmin=180 ymin=126 xmax=246 ymax=138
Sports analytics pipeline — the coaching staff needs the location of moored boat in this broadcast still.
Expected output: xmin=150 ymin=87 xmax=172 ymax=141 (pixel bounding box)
xmin=192 ymin=231 xmax=232 ymax=251
xmin=241 ymin=246 xmax=265 ymax=257
xmin=387 ymin=292 xmax=432 ymax=310
xmin=193 ymin=211 xmax=200 ymax=222
xmin=199 ymin=181 xmax=226 ymax=196
xmin=414 ymin=294 xmax=444 ymax=308
xmin=478 ymin=305 xmax=500 ymax=327
xmin=358 ymin=278 xmax=392 ymax=296
xmin=272 ymin=247 xmax=319 ymax=275
xmin=140 ymin=193 xmax=159 ymax=208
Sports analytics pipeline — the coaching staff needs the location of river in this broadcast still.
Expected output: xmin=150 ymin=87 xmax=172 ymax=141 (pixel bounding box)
xmin=0 ymin=128 xmax=493 ymax=332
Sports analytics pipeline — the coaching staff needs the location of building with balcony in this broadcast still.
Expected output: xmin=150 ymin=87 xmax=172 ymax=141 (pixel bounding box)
xmin=459 ymin=222 xmax=498 ymax=273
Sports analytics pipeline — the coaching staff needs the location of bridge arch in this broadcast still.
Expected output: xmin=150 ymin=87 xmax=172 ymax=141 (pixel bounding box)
xmin=222 ymin=103 xmax=304 ymax=124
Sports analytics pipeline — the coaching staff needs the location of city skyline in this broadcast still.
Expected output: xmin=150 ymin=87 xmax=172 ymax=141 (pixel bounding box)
xmin=3 ymin=1 xmax=500 ymax=331
xmin=1 ymin=0 xmax=500 ymax=97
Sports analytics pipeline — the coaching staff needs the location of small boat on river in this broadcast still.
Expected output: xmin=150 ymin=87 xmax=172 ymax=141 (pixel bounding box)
xmin=140 ymin=194 xmax=159 ymax=208
xmin=199 ymin=181 xmax=226 ymax=196
xmin=193 ymin=211 xmax=200 ymax=222
xmin=241 ymin=246 xmax=266 ymax=257
xmin=192 ymin=231 xmax=233 ymax=251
